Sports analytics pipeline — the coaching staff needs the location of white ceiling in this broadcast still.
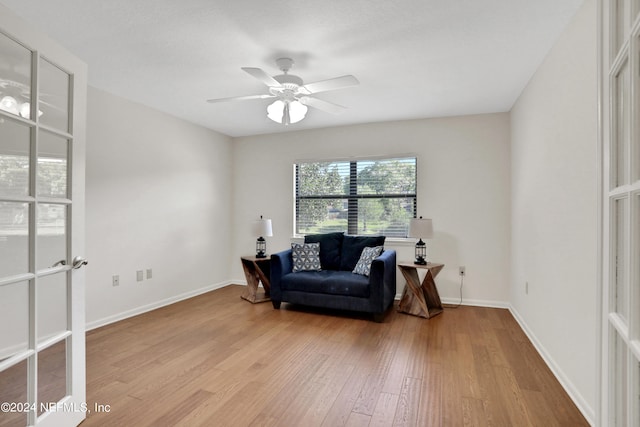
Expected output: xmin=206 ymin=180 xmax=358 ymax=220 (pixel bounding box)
xmin=1 ymin=0 xmax=585 ymax=138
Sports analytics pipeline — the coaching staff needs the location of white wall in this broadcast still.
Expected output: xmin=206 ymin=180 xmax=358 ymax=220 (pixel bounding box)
xmin=232 ymin=114 xmax=511 ymax=305
xmin=510 ymin=0 xmax=597 ymax=421
xmin=85 ymin=87 xmax=233 ymax=328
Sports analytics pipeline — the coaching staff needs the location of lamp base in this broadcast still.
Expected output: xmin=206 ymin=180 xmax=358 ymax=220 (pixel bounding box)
xmin=256 ymin=252 xmax=267 ymax=259
xmin=414 ymin=257 xmax=427 ymax=265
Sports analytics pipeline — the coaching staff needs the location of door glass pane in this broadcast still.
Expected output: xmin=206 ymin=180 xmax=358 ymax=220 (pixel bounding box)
xmin=36 ymin=203 xmax=66 ymax=271
xmin=613 ymin=58 xmax=630 ymax=188
xmin=0 ymin=281 xmax=29 ymax=361
xmin=0 ymin=32 xmax=31 ymax=119
xmin=37 ymin=339 xmax=67 ymax=416
xmin=37 ymin=130 xmax=68 ymax=198
xmin=37 ymin=273 xmax=67 ymax=341
xmin=611 ymin=331 xmax=629 ymax=426
xmin=0 ymin=119 xmax=30 ymax=197
xmin=0 ymin=359 xmax=28 ymax=426
xmin=0 ymin=202 xmax=29 ymax=277
xmin=614 ymin=198 xmax=629 ymax=323
xmin=39 ymin=58 xmax=69 ymax=132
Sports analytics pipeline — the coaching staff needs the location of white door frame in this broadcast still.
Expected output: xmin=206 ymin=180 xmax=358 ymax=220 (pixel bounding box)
xmin=0 ymin=4 xmax=87 ymax=427
xmin=598 ymin=0 xmax=640 ymax=425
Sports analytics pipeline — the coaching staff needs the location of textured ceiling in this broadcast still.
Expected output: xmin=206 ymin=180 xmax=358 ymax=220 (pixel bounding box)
xmin=1 ymin=0 xmax=585 ymax=137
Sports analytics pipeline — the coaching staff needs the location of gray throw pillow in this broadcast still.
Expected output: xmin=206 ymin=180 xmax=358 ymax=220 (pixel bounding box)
xmin=352 ymin=246 xmax=383 ymax=276
xmin=291 ymin=242 xmax=322 ymax=272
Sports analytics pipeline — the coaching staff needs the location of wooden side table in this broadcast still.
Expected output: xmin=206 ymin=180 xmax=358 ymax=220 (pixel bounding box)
xmin=397 ymin=262 xmax=445 ymax=318
xmin=240 ymin=256 xmax=271 ymax=303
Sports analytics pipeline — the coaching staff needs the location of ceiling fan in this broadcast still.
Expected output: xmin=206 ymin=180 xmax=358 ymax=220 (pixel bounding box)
xmin=0 ymin=78 xmax=60 ymax=119
xmin=206 ymin=58 xmax=359 ymax=125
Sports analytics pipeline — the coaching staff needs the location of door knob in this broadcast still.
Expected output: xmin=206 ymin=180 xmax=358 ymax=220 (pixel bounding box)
xmin=72 ymin=256 xmax=88 ymax=269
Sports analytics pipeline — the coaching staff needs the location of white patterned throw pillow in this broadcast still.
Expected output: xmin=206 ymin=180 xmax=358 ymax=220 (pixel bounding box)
xmin=352 ymin=246 xmax=383 ymax=276
xmin=291 ymin=242 xmax=322 ymax=272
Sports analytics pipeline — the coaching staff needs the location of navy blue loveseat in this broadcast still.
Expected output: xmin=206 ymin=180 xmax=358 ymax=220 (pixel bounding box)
xmin=270 ymin=232 xmax=396 ymax=322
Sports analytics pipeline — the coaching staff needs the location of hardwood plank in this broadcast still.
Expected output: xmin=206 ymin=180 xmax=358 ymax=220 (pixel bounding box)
xmin=492 ymin=365 xmax=535 ymax=426
xmin=344 ymin=412 xmax=371 ymax=427
xmin=417 ymin=362 xmax=443 ymax=427
xmin=521 ymin=388 xmax=562 ymax=427
xmin=295 ymin=356 xmax=356 ymax=425
xmin=453 ymin=331 xmax=483 ymax=399
xmin=320 ymin=364 xmax=369 ymax=427
xmin=146 ymin=388 xmax=215 ymax=426
xmin=392 ymin=376 xmax=422 ymax=426
xmin=238 ymin=352 xmax=329 ymax=426
xmin=0 ymin=285 xmax=588 ymax=427
xmin=369 ymin=392 xmax=399 ymax=427
xmin=468 ymin=344 xmax=512 ymax=426
xmin=461 ymin=397 xmax=489 ymax=427
xmin=351 ymin=345 xmax=396 ymax=415
xmin=380 ymin=313 xmax=412 ymax=395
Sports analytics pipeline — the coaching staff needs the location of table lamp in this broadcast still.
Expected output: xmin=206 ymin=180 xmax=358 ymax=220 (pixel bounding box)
xmin=408 ymin=217 xmax=433 ymax=265
xmin=253 ymin=215 xmax=273 ymax=258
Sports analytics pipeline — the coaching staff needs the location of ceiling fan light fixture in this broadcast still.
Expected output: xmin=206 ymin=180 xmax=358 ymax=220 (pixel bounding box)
xmin=267 ymin=99 xmax=284 ymax=123
xmin=19 ymin=102 xmax=30 ymax=118
xmin=0 ymin=95 xmax=19 ymax=115
xmin=289 ymin=100 xmax=307 ymax=124
xmin=267 ymin=99 xmax=307 ymax=125
xmin=0 ymin=97 xmax=43 ymax=119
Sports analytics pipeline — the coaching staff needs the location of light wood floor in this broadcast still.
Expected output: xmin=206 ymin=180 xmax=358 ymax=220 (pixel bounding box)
xmin=2 ymin=284 xmax=589 ymax=426
xmin=76 ymin=285 xmax=589 ymax=426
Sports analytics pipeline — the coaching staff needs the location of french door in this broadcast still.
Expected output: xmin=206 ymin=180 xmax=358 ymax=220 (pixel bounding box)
xmin=599 ymin=0 xmax=640 ymax=425
xmin=0 ymin=4 xmax=87 ymax=427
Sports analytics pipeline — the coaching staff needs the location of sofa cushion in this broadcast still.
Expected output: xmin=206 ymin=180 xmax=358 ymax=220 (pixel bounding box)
xmin=291 ymin=242 xmax=322 ymax=272
xmin=353 ymin=246 xmax=383 ymax=276
xmin=280 ymin=270 xmax=370 ymax=298
xmin=304 ymin=232 xmax=344 ymax=270
xmin=340 ymin=235 xmax=386 ymax=271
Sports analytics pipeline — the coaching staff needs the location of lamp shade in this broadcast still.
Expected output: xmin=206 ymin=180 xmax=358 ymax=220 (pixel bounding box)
xmin=267 ymin=100 xmax=307 ymax=125
xmin=408 ymin=217 xmax=433 ymax=239
xmin=252 ymin=216 xmax=273 ymax=237
xmin=0 ymin=96 xmax=18 ymax=115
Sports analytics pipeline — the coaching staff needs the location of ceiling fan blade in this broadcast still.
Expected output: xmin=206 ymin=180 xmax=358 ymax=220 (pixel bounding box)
xmin=241 ymin=67 xmax=283 ymax=88
xmin=302 ymin=75 xmax=359 ymax=94
xmin=206 ymin=94 xmax=275 ymax=103
xmin=299 ymin=96 xmax=347 ymax=114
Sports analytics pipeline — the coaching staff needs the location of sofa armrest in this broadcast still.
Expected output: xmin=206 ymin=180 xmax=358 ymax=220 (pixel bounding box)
xmin=270 ymin=249 xmax=293 ymax=302
xmin=368 ymin=249 xmax=397 ymax=313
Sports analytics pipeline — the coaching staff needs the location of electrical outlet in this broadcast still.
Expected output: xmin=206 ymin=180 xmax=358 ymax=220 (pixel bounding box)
xmin=459 ymin=266 xmax=466 ymax=276
xmin=137 ymin=270 xmax=144 ymax=282
xmin=146 ymin=269 xmax=152 ymax=279
xmin=112 ymin=275 xmax=119 ymax=286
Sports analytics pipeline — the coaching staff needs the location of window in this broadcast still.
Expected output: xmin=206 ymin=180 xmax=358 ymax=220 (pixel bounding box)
xmin=295 ymin=157 xmax=417 ymax=237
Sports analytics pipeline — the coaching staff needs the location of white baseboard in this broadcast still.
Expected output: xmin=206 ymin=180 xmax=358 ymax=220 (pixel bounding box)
xmin=394 ymin=293 xmax=509 ymax=309
xmin=0 ymin=343 xmax=25 ymax=361
xmin=440 ymin=297 xmax=509 ymax=308
xmin=85 ymin=280 xmax=235 ymax=331
xmin=509 ymin=305 xmax=594 ymax=426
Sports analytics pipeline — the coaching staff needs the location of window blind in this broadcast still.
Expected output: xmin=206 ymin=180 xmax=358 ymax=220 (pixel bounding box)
xmin=295 ymin=157 xmax=417 ymax=237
